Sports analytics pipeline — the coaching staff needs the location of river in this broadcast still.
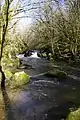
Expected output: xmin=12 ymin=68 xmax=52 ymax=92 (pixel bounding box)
xmin=1 ymin=56 xmax=80 ymax=120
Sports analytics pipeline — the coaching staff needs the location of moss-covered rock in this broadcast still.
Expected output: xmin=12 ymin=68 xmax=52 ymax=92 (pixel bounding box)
xmin=42 ymin=53 xmax=47 ymax=57
xmin=54 ymin=70 xmax=67 ymax=78
xmin=46 ymin=69 xmax=67 ymax=79
xmin=67 ymin=108 xmax=80 ymax=120
xmin=0 ymin=70 xmax=13 ymax=83
xmin=0 ymin=69 xmax=30 ymax=88
xmin=10 ymin=71 xmax=30 ymax=88
xmin=4 ymin=69 xmax=13 ymax=80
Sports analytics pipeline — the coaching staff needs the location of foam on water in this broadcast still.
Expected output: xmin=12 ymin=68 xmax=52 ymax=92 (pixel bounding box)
xmin=30 ymin=52 xmax=40 ymax=58
xmin=16 ymin=54 xmax=24 ymax=59
xmin=16 ymin=51 xmax=40 ymax=59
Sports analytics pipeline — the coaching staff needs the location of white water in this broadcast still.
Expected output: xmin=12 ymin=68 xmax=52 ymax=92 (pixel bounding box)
xmin=30 ymin=51 xmax=40 ymax=58
xmin=16 ymin=54 xmax=24 ymax=59
xmin=16 ymin=51 xmax=40 ymax=59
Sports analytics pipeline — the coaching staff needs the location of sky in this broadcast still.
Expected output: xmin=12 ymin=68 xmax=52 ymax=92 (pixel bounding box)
xmin=10 ymin=0 xmax=34 ymax=32
xmin=12 ymin=0 xmax=65 ymax=31
xmin=61 ymin=0 xmax=64 ymax=4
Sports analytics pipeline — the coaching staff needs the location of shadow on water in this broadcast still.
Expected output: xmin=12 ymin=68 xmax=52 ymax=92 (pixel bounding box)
xmin=1 ymin=88 xmax=16 ymax=120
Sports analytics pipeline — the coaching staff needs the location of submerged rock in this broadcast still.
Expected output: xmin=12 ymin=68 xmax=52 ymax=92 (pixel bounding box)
xmin=46 ymin=70 xmax=67 ymax=80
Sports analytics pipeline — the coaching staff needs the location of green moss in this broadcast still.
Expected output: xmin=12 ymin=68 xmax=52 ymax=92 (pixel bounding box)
xmin=67 ymin=108 xmax=80 ymax=120
xmin=1 ymin=57 xmax=20 ymax=68
xmin=0 ymin=70 xmax=13 ymax=83
xmin=43 ymin=53 xmax=47 ymax=57
xmin=10 ymin=71 xmax=30 ymax=88
xmin=4 ymin=70 xmax=13 ymax=80
xmin=54 ymin=70 xmax=67 ymax=78
xmin=46 ymin=69 xmax=67 ymax=79
xmin=0 ymin=69 xmax=30 ymax=88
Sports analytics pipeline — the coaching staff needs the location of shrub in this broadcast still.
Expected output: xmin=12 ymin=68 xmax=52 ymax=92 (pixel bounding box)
xmin=1 ymin=57 xmax=20 ymax=69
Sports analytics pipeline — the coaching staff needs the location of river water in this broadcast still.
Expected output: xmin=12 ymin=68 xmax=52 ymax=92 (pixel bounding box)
xmin=1 ymin=57 xmax=80 ymax=120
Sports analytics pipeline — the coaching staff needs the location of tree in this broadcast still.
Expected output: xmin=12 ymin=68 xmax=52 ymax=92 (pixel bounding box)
xmin=26 ymin=0 xmax=80 ymax=62
xmin=27 ymin=0 xmax=58 ymax=56
xmin=0 ymin=0 xmax=23 ymax=89
xmin=54 ymin=0 xmax=80 ymax=61
xmin=0 ymin=0 xmax=10 ymax=89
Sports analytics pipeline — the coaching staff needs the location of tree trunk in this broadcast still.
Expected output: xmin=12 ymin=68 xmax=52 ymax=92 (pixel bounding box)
xmin=0 ymin=25 xmax=6 ymax=89
xmin=0 ymin=66 xmax=6 ymax=89
xmin=0 ymin=0 xmax=9 ymax=89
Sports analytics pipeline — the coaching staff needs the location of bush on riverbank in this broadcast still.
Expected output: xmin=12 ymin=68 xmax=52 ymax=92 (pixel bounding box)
xmin=1 ymin=57 xmax=20 ymax=69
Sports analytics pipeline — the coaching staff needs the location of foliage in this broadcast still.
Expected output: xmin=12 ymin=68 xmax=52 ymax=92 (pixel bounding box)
xmin=24 ymin=0 xmax=80 ymax=63
xmin=4 ymin=69 xmax=13 ymax=80
xmin=0 ymin=0 xmax=28 ymax=58
xmin=1 ymin=57 xmax=20 ymax=69
xmin=1 ymin=0 xmax=80 ymax=64
xmin=0 ymin=0 xmax=27 ymax=88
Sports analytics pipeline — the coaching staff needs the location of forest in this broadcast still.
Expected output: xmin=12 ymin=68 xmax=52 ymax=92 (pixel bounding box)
xmin=0 ymin=0 xmax=80 ymax=120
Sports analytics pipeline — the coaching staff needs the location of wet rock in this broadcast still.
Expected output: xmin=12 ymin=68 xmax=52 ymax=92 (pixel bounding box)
xmin=46 ymin=70 xmax=67 ymax=81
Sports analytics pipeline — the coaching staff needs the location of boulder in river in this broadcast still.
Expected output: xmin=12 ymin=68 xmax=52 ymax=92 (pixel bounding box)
xmin=10 ymin=71 xmax=30 ymax=88
xmin=46 ymin=69 xmax=67 ymax=79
